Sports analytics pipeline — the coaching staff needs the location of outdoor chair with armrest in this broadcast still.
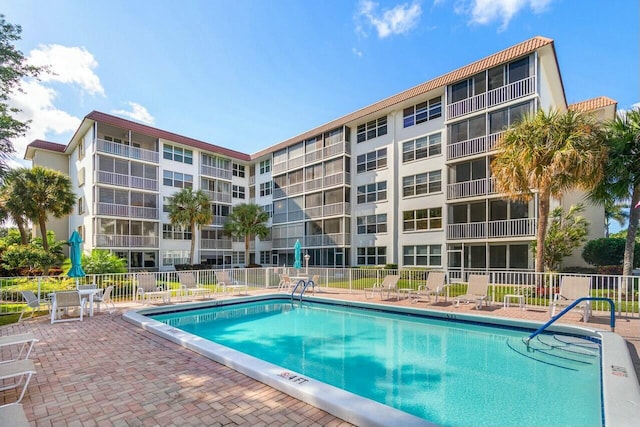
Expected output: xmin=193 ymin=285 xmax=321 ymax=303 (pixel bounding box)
xmin=18 ymin=290 xmax=48 ymax=322
xmin=412 ymin=272 xmax=447 ymax=304
xmin=178 ymin=272 xmax=212 ymax=300
xmin=453 ymin=275 xmax=490 ymax=309
xmin=364 ymin=275 xmax=400 ymax=300
xmin=549 ymin=276 xmax=592 ymax=322
xmin=92 ymin=285 xmax=116 ymax=314
xmin=51 ymin=291 xmax=85 ymax=323
xmin=217 ymin=271 xmax=248 ymax=295
xmin=136 ymin=274 xmax=171 ymax=304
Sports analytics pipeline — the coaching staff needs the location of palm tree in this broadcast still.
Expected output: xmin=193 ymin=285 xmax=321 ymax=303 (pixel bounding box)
xmin=223 ymin=203 xmax=269 ymax=267
xmin=492 ymin=109 xmax=606 ymax=272
xmin=19 ymin=167 xmax=75 ymax=251
xmin=167 ymin=188 xmax=212 ymax=264
xmin=0 ymin=168 xmax=33 ymax=245
xmin=589 ymin=108 xmax=640 ymax=276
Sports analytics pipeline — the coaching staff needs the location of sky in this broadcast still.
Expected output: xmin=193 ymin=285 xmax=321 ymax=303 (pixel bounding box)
xmin=2 ymin=0 xmax=639 ymax=168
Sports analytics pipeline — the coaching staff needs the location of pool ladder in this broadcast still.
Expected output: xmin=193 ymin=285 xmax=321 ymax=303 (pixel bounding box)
xmin=291 ymin=279 xmax=315 ymax=302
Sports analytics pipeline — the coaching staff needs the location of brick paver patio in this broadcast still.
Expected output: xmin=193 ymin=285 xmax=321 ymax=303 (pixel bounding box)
xmin=1 ymin=290 xmax=638 ymax=426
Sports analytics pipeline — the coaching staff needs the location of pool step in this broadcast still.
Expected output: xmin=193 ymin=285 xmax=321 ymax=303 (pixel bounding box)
xmin=506 ymin=334 xmax=600 ymax=371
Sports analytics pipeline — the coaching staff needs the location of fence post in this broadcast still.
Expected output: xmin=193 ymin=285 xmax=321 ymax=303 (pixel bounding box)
xmin=349 ymin=268 xmax=352 ymax=293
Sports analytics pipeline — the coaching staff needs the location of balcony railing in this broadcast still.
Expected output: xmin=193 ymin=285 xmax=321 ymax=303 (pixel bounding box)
xmin=272 ymin=202 xmax=351 ymax=224
xmin=272 ymin=173 xmax=350 ymax=200
xmin=446 ymin=76 xmax=536 ymax=120
xmin=96 ymin=203 xmax=159 ymax=219
xmin=94 ymin=234 xmax=159 ymax=247
xmin=95 ymin=139 xmax=159 ymax=163
xmin=447 ymin=218 xmax=536 ymax=239
xmin=202 ymin=190 xmax=232 ymax=204
xmin=96 ymin=171 xmax=158 ymax=191
xmin=200 ymin=164 xmax=232 ymax=180
xmin=446 ymin=132 xmax=504 ymax=160
xmin=200 ymin=239 xmax=232 ymax=250
xmin=447 ymin=177 xmax=496 ymax=200
xmin=272 ymin=141 xmax=350 ymax=177
xmin=272 ymin=233 xmax=351 ymax=249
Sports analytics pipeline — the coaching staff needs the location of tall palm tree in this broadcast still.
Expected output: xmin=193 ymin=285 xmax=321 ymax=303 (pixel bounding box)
xmin=20 ymin=166 xmax=76 ymax=251
xmin=223 ymin=203 xmax=269 ymax=267
xmin=0 ymin=168 xmax=30 ymax=244
xmin=167 ymin=188 xmax=212 ymax=264
xmin=589 ymin=108 xmax=640 ymax=276
xmin=492 ymin=109 xmax=606 ymax=272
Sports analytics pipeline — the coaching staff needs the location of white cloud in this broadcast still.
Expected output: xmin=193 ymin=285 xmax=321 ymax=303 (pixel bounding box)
xmin=111 ymin=102 xmax=155 ymax=125
xmin=456 ymin=0 xmax=554 ymax=31
xmin=356 ymin=0 xmax=422 ymax=38
xmin=352 ymin=47 xmax=364 ymax=58
xmin=27 ymin=44 xmax=105 ymax=96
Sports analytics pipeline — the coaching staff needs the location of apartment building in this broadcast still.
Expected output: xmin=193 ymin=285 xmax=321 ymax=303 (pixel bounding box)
xmin=24 ymin=36 xmax=615 ymax=272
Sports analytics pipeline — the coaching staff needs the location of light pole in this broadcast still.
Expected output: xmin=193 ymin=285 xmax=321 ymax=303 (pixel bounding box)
xmin=304 ymin=253 xmax=310 ymax=275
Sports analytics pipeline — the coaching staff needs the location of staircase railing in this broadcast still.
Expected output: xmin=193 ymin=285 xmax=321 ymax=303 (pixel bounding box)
xmin=525 ymin=297 xmax=615 ymax=347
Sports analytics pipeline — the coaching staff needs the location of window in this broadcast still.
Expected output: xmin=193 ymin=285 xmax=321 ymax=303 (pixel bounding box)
xmin=78 ymin=197 xmax=84 ymax=214
xmin=356 ymin=148 xmax=387 ymax=173
xmin=163 ymin=144 xmax=193 ymax=164
xmin=403 ymin=96 xmax=442 ymax=127
xmin=232 ymin=185 xmax=245 ymax=199
xmin=78 ymin=225 xmax=85 ymax=242
xmin=233 ymin=163 xmax=245 ymax=177
xmin=357 ymin=181 xmax=387 ymax=204
xmin=260 ymin=159 xmax=271 ymax=174
xmin=262 ymin=204 xmax=273 ymax=218
xmin=163 ymin=251 xmax=190 ymax=267
xmin=357 ymin=214 xmax=387 ymax=234
xmin=78 ymin=140 xmax=85 ymax=160
xmin=260 ymin=181 xmax=272 ymax=197
xmin=357 ymin=247 xmax=387 ymax=266
xmin=163 ymin=196 xmax=172 ymax=213
xmin=403 ymin=245 xmax=441 ymax=266
xmin=402 ymin=133 xmax=442 ymax=162
xmin=356 ymin=116 xmax=387 ymax=143
xmin=260 ymin=251 xmax=271 ymax=265
xmin=163 ymin=170 xmax=193 ymax=188
xmin=78 ymin=167 xmax=85 ymax=186
xmin=162 ymin=224 xmax=192 ymax=240
xmin=403 ymin=208 xmax=442 ymax=231
xmin=489 ymin=101 xmax=533 ymax=134
xmin=403 ymin=170 xmax=441 ymax=197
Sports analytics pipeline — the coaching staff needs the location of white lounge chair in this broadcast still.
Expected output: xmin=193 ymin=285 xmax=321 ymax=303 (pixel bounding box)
xmin=550 ymin=276 xmax=592 ymax=322
xmin=364 ymin=275 xmax=400 ymax=300
xmin=0 ymin=359 xmax=36 ymax=403
xmin=453 ymin=275 xmax=490 ymax=309
xmin=178 ymin=272 xmax=211 ymax=300
xmin=0 ymin=333 xmax=38 ymax=363
xmin=51 ymin=291 xmax=85 ymax=323
xmin=278 ymin=274 xmax=294 ymax=291
xmin=136 ymin=274 xmax=171 ymax=304
xmin=92 ymin=285 xmax=116 ymax=314
xmin=412 ymin=272 xmax=447 ymax=304
xmin=217 ymin=271 xmax=248 ymax=295
xmin=0 ymin=403 xmax=29 ymax=427
xmin=18 ymin=290 xmax=47 ymax=322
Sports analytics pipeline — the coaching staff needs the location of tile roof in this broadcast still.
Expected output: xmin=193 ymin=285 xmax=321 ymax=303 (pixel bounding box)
xmin=251 ymin=36 xmax=555 ymax=159
xmin=568 ymin=96 xmax=617 ymax=113
xmin=27 ymin=139 xmax=66 ymax=152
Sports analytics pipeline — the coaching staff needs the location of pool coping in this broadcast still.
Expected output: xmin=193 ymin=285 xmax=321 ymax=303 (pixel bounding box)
xmin=123 ymin=294 xmax=640 ymax=427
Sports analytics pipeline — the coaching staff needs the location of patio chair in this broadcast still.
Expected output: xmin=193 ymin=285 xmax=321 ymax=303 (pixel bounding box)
xmin=51 ymin=291 xmax=85 ymax=323
xmin=278 ymin=274 xmax=294 ymax=291
xmin=412 ymin=272 xmax=447 ymax=304
xmin=364 ymin=275 xmax=400 ymax=300
xmin=92 ymin=285 xmax=116 ymax=314
xmin=0 ymin=333 xmax=38 ymax=363
xmin=18 ymin=290 xmax=47 ymax=322
xmin=453 ymin=275 xmax=490 ymax=309
xmin=217 ymin=271 xmax=248 ymax=295
xmin=0 ymin=359 xmax=36 ymax=404
xmin=549 ymin=276 xmax=592 ymax=322
xmin=0 ymin=403 xmax=29 ymax=427
xmin=136 ymin=274 xmax=171 ymax=304
xmin=178 ymin=272 xmax=211 ymax=300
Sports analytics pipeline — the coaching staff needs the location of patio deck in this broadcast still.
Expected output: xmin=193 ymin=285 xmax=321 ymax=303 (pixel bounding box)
xmin=1 ymin=289 xmax=638 ymax=426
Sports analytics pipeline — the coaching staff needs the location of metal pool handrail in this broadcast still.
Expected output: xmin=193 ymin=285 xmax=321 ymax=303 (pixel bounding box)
xmin=525 ymin=297 xmax=615 ymax=347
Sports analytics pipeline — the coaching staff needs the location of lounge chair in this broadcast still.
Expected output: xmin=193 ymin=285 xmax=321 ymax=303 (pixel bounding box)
xmin=0 ymin=333 xmax=38 ymax=363
xmin=51 ymin=291 xmax=85 ymax=323
xmin=178 ymin=272 xmax=211 ymax=300
xmin=217 ymin=271 xmax=248 ymax=295
xmin=412 ymin=272 xmax=447 ymax=304
xmin=278 ymin=274 xmax=294 ymax=291
xmin=0 ymin=403 xmax=29 ymax=427
xmin=18 ymin=291 xmax=47 ymax=322
xmin=550 ymin=276 xmax=592 ymax=322
xmin=453 ymin=275 xmax=490 ymax=309
xmin=0 ymin=359 xmax=36 ymax=403
xmin=364 ymin=275 xmax=400 ymax=300
xmin=136 ymin=274 xmax=171 ymax=304
xmin=92 ymin=285 xmax=116 ymax=314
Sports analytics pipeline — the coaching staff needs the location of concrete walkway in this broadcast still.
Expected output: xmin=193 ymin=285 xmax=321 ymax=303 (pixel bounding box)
xmin=1 ymin=290 xmax=638 ymax=426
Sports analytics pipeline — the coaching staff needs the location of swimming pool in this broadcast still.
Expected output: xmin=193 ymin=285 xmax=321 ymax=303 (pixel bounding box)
xmin=124 ymin=295 xmax=640 ymax=427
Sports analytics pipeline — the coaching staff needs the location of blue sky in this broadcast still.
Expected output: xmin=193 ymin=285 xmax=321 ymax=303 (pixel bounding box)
xmin=3 ymin=0 xmax=638 ymax=166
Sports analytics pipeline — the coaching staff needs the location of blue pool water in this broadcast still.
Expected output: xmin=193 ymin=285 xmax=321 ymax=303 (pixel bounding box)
xmin=150 ymin=300 xmax=602 ymax=427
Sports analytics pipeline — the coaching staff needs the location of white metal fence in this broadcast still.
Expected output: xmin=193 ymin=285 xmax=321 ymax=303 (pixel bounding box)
xmin=1 ymin=268 xmax=638 ymax=318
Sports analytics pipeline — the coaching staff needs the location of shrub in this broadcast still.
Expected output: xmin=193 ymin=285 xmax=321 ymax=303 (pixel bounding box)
xmin=582 ymin=238 xmax=640 ymax=267
xmin=81 ymin=250 xmax=127 ymax=274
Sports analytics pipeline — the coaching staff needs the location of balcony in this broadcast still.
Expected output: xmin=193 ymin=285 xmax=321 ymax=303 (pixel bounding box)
xmin=200 ymin=239 xmax=232 ymax=250
xmin=201 ymin=189 xmax=232 ymax=204
xmin=200 ymin=164 xmax=232 ymax=180
xmin=447 ymin=177 xmax=496 ymax=200
xmin=272 ymin=202 xmax=351 ymax=224
xmin=272 ymin=141 xmax=350 ymax=177
xmin=95 ymin=234 xmax=159 ymax=247
xmin=96 ymin=203 xmax=159 ymax=219
xmin=96 ymin=171 xmax=159 ymax=191
xmin=447 ymin=218 xmax=536 ymax=240
xmin=447 ymin=132 xmax=503 ymax=160
xmin=95 ymin=139 xmax=159 ymax=163
xmin=210 ymin=216 xmax=228 ymax=226
xmin=272 ymin=173 xmax=350 ymax=200
xmin=272 ymin=233 xmax=351 ymax=249
xmin=447 ymin=76 xmax=536 ymax=120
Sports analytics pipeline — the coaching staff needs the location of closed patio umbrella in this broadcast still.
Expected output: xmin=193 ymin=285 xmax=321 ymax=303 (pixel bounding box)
xmin=293 ymin=239 xmax=302 ymax=269
xmin=67 ymin=231 xmax=85 ymax=286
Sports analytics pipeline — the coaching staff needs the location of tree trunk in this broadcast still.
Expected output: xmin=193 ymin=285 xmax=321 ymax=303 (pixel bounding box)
xmin=15 ymin=216 xmax=28 ymax=245
xmin=190 ymin=222 xmax=197 ymax=264
xmin=623 ymin=185 xmax=640 ymax=277
xmin=244 ymin=234 xmax=250 ymax=267
xmin=39 ymin=214 xmax=48 ymax=252
xmin=535 ymin=190 xmax=551 ymax=273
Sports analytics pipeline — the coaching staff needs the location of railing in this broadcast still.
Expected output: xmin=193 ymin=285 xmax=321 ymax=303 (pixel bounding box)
xmin=96 ymin=171 xmax=158 ymax=191
xmin=447 ymin=93 xmax=486 ymax=120
xmin=1 ymin=269 xmax=638 ymax=319
xmin=447 ymin=218 xmax=536 ymax=239
xmin=201 ymin=190 xmax=232 ymax=204
xmin=271 ymin=142 xmax=350 ymax=177
xmin=200 ymin=164 xmax=232 ymax=180
xmin=200 ymin=239 xmax=232 ymax=249
xmin=95 ymin=139 xmax=159 ymax=163
xmin=446 ymin=132 xmax=504 ymax=160
xmin=447 ymin=177 xmax=496 ymax=199
xmin=94 ymin=234 xmax=159 ymax=247
xmin=96 ymin=203 xmax=159 ymax=219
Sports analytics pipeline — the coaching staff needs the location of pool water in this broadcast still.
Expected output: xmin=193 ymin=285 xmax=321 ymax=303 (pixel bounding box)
xmin=151 ymin=300 xmax=602 ymax=427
